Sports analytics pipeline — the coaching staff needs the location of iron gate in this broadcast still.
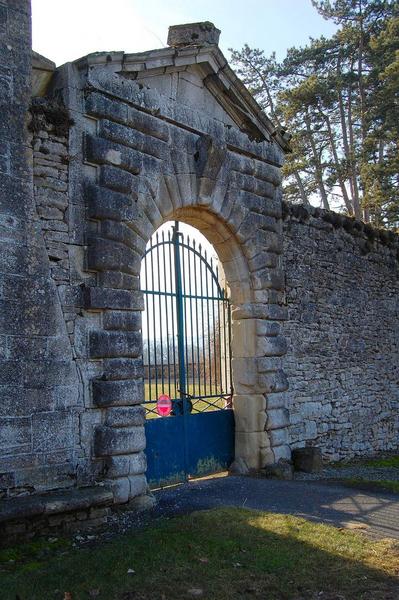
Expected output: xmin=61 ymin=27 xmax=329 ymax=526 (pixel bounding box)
xmin=141 ymin=221 xmax=234 ymax=487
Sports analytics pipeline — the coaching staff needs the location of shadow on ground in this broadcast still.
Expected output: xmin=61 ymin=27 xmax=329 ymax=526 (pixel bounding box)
xmin=147 ymin=474 xmax=399 ymax=540
xmin=1 ymin=507 xmax=398 ymax=599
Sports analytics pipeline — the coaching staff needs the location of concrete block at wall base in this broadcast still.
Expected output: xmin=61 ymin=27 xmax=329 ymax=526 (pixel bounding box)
xmin=292 ymin=447 xmax=323 ymax=473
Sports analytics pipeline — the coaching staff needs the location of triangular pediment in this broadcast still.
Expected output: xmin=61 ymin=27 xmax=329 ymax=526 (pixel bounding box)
xmin=121 ymin=45 xmax=289 ymax=150
xmin=78 ymin=44 xmax=289 ymax=151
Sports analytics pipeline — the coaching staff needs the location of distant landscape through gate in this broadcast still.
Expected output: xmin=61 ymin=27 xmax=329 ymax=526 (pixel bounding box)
xmin=141 ymin=221 xmax=235 ymax=487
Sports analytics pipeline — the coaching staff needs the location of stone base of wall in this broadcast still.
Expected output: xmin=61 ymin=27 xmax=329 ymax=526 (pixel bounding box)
xmin=0 ymin=487 xmax=114 ymax=546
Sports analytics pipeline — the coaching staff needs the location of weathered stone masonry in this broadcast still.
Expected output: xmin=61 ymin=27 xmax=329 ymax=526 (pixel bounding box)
xmin=0 ymin=6 xmax=398 ymax=538
xmin=282 ymin=204 xmax=399 ymax=461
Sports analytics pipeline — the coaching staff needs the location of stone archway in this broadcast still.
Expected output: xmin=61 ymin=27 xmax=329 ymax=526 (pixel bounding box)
xmin=76 ymin=54 xmax=290 ymax=503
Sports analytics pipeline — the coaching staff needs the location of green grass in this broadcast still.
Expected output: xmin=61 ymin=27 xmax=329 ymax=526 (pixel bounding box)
xmin=364 ymin=456 xmax=399 ymax=468
xmin=344 ymin=478 xmax=399 ymax=494
xmin=1 ymin=508 xmax=399 ymax=599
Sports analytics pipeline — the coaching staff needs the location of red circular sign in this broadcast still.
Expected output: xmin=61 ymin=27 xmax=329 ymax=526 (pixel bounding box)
xmin=157 ymin=394 xmax=172 ymax=417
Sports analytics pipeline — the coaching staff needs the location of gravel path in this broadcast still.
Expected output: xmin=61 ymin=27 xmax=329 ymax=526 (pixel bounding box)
xmin=295 ymin=465 xmax=399 ymax=482
xmin=103 ymin=474 xmax=399 ymax=542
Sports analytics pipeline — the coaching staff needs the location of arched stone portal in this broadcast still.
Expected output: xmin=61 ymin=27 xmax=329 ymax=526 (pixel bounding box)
xmin=63 ymin=21 xmax=291 ymax=503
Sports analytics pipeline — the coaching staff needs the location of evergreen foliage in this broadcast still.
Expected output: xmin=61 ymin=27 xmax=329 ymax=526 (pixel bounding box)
xmin=230 ymin=0 xmax=399 ymax=228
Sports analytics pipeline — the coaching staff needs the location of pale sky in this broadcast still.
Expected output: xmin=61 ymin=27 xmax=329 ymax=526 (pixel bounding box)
xmin=32 ymin=0 xmax=337 ymax=67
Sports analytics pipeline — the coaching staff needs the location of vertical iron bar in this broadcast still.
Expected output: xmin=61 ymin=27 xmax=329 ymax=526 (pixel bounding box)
xmin=181 ymin=236 xmax=190 ymax=395
xmin=150 ymin=235 xmax=158 ymax=401
xmin=193 ymin=240 xmax=201 ymax=397
xmin=227 ymin=300 xmax=233 ymax=395
xmin=162 ymin=231 xmax=172 ymax=398
xmin=145 ymin=250 xmax=151 ymax=403
xmin=187 ymin=238 xmax=195 ymax=398
xmin=199 ymin=245 xmax=207 ymax=396
xmin=204 ymin=250 xmax=212 ymax=394
xmin=216 ymin=267 xmax=222 ymax=394
xmin=211 ymin=257 xmax=218 ymax=395
xmin=168 ymin=230 xmax=178 ymax=400
xmin=223 ymin=297 xmax=228 ymax=395
xmin=173 ymin=221 xmax=186 ymax=400
xmin=156 ymin=233 xmax=165 ymax=395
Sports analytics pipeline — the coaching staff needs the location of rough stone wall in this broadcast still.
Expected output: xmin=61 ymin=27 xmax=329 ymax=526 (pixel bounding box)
xmin=282 ymin=204 xmax=399 ymax=461
xmin=0 ymin=2 xmax=83 ymax=499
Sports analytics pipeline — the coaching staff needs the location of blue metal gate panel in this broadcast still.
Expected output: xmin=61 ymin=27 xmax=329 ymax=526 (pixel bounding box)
xmin=145 ymin=409 xmax=235 ymax=488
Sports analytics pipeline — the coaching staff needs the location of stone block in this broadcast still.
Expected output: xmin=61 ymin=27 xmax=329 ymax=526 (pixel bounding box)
xmin=292 ymin=447 xmax=323 ymax=473
xmin=97 ymin=271 xmax=138 ymax=290
xmin=257 ymin=335 xmax=287 ymax=357
xmin=106 ymin=476 xmax=130 ymax=504
xmin=99 ymin=165 xmax=139 ymax=195
xmin=0 ymin=417 xmax=31 ymax=449
xmin=102 ymin=358 xmax=144 ymax=380
xmin=255 ymin=320 xmax=281 ymax=337
xmin=258 ymin=370 xmax=288 ymax=393
xmin=232 ymin=319 xmax=257 ymax=358
xmin=100 ymin=220 xmax=146 ymax=254
xmin=105 ymin=405 xmax=145 ymax=427
xmin=85 ymin=134 xmax=141 ymax=175
xmin=128 ymin=474 xmax=147 ymax=498
xmin=272 ymin=444 xmax=292 ymax=462
xmin=86 ymin=183 xmax=139 ymax=221
xmin=235 ymin=431 xmax=267 ymax=470
xmin=32 ymin=411 xmax=75 ymax=452
xmin=231 ymin=358 xmax=257 ymax=393
xmin=104 ymin=451 xmax=147 ymax=478
xmin=233 ymin=394 xmax=266 ymax=433
xmin=99 ymin=119 xmax=168 ymax=160
xmin=167 ymin=22 xmax=221 ymax=47
xmin=92 ymin=379 xmax=144 ymax=407
xmin=127 ymin=492 xmax=156 ymax=512
xmin=87 ymin=236 xmax=141 ymax=275
xmin=103 ymin=311 xmax=141 ymax=332
xmin=256 ymin=357 xmax=283 ymax=373
xmin=266 ymin=408 xmax=289 ymax=430
xmin=90 ymin=330 xmax=142 ymax=359
xmin=84 ymin=288 xmax=144 ymax=311
xmin=85 ymin=92 xmax=129 ymax=124
xmin=94 ymin=425 xmax=146 ymax=456
xmin=268 ymin=427 xmax=288 ymax=447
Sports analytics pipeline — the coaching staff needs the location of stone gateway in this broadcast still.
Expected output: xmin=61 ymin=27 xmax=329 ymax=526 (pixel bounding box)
xmin=0 ymin=2 xmax=398 ymax=538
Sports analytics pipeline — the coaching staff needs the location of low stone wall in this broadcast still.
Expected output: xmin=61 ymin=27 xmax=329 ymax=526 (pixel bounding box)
xmin=0 ymin=487 xmax=113 ymax=545
xmin=282 ymin=203 xmax=399 ymax=461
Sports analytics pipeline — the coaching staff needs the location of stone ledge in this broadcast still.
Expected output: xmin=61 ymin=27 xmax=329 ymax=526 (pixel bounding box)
xmin=0 ymin=487 xmax=113 ymax=523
